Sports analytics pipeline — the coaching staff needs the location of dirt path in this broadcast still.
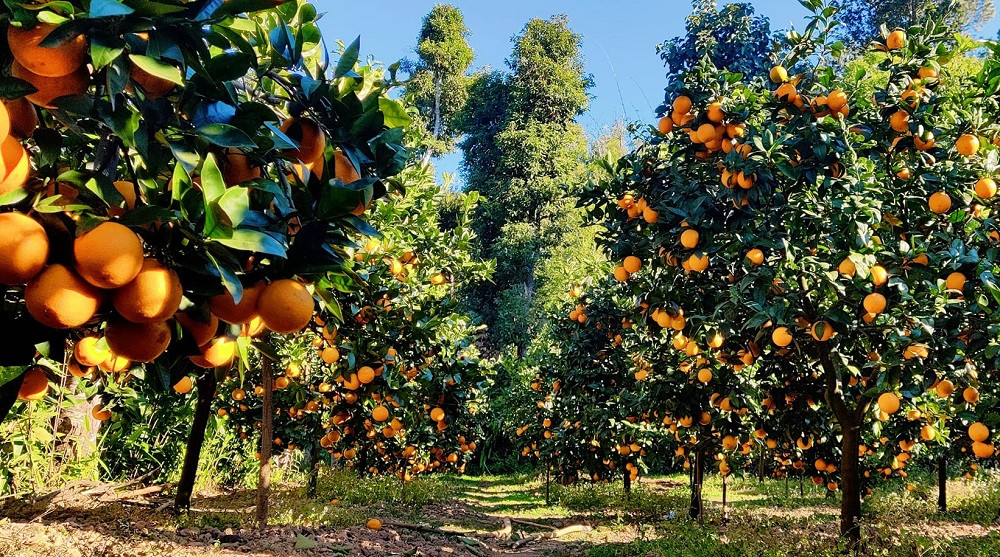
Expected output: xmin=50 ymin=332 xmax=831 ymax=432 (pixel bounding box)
xmin=0 ymin=477 xmax=623 ymax=557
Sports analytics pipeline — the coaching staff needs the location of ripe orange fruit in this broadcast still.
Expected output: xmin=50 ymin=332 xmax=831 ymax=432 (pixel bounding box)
xmin=190 ymin=336 xmax=237 ymax=368
xmin=100 ymin=354 xmax=131 ymax=373
xmin=74 ymin=335 xmax=110 ymax=367
xmin=769 ymin=65 xmax=788 ymax=83
xmin=357 ymin=366 xmax=376 ymax=384
xmin=11 ymin=60 xmax=89 ymax=109
xmin=613 ymin=266 xmax=629 ymax=282
xmin=67 ymin=360 xmax=93 ymax=378
xmin=863 ymin=293 xmax=887 ymax=314
xmin=721 ymin=435 xmax=738 ymax=451
xmin=430 ymin=407 xmax=445 ymax=422
xmin=972 ymin=441 xmax=994 ymax=458
xmin=0 ymin=212 xmax=49 ymax=284
xmin=928 ymin=191 xmax=951 ymax=214
xmin=686 ymin=253 xmax=709 ymax=272
xmin=964 ymin=387 xmax=980 ymax=404
xmin=0 ymin=135 xmax=31 ymax=195
xmin=8 ymin=23 xmax=87 ymax=77
xmin=771 ymin=326 xmax=793 ymax=347
xmin=889 ymin=111 xmax=909 ymax=133
xmin=5 ymin=98 xmax=37 ymax=139
xmin=232 ymin=388 xmax=245 ymax=401
xmin=25 ymin=264 xmax=103 ymax=328
xmin=321 ymin=347 xmax=340 ymax=364
xmin=969 ymin=422 xmax=990 ymax=442
xmin=241 ymin=315 xmax=266 ymax=338
xmin=697 ymin=368 xmax=712 ymax=383
xmin=210 ymin=282 xmax=265 ymax=325
xmin=173 ymin=376 xmax=193 ymax=394
xmin=17 ymin=366 xmax=48 ymax=401
xmin=775 ymin=82 xmax=797 ymax=103
xmin=935 ymin=379 xmax=955 ymax=398
xmin=870 ymin=265 xmax=888 ymax=287
xmin=838 ymin=258 xmax=856 ymax=277
xmin=113 ymin=259 xmax=183 ymax=323
xmin=696 ymin=123 xmax=716 ymax=143
xmin=622 ymin=256 xmax=641 ymax=274
xmin=280 ymin=117 xmax=327 ymax=163
xmin=257 ymin=279 xmax=314 ymax=334
xmin=956 ymin=134 xmax=980 ymax=156
xmin=372 ymin=405 xmax=390 ymax=422
xmin=74 ymin=222 xmax=144 ymax=289
xmin=176 ymin=311 xmax=219 ymax=347
xmin=92 ymin=403 xmax=112 ymax=421
xmin=975 ymin=178 xmax=997 ymax=199
xmin=827 ymin=90 xmax=847 ymax=111
xmin=333 ymin=149 xmax=361 ymax=185
xmin=877 ymin=392 xmax=900 ymax=414
xmin=886 ymin=29 xmax=906 ymax=50
xmin=810 ymin=320 xmax=834 ymax=341
xmin=221 ymin=147 xmax=262 ymax=185
xmin=105 ymin=319 xmax=172 ymax=363
xmin=657 ymin=116 xmax=673 ymax=134
xmin=366 ymin=518 xmax=382 ymax=531
xmin=707 ymin=102 xmax=725 ymax=123
xmin=673 ymin=95 xmax=692 ymax=114
xmin=745 ymin=248 xmax=764 ymax=266
xmin=945 ymin=272 xmax=966 ymax=292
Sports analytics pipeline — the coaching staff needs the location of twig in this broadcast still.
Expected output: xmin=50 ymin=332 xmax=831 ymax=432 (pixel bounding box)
xmin=382 ymin=520 xmax=475 ymax=537
xmin=511 ymin=517 xmax=557 ymax=531
xmin=98 ymin=484 xmax=169 ymax=502
xmin=511 ymin=524 xmax=592 ymax=549
xmin=483 ymin=516 xmax=512 ymax=540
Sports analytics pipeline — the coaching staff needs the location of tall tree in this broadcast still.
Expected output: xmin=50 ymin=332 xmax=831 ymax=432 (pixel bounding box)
xmin=457 ymin=15 xmax=592 ymax=355
xmin=656 ymin=0 xmax=772 ymax=89
xmin=833 ymin=0 xmax=994 ymax=48
xmin=405 ymin=4 xmax=474 ymax=161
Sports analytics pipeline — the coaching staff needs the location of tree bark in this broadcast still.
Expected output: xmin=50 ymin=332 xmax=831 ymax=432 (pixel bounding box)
xmin=689 ymin=446 xmax=705 ymax=520
xmin=255 ymin=355 xmax=274 ymax=526
xmin=623 ymin=468 xmax=631 ymax=501
xmin=175 ymin=369 xmax=217 ymax=512
xmin=937 ymin=454 xmax=947 ymax=513
xmin=838 ymin=417 xmax=863 ymax=546
xmin=307 ymin=446 xmax=319 ymax=498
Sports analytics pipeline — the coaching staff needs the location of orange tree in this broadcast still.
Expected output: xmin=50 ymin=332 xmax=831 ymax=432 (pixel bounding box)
xmin=0 ymin=0 xmax=409 ymax=516
xmin=216 ymin=162 xmax=492 ymax=493
xmin=583 ymin=1 xmax=1000 ymax=543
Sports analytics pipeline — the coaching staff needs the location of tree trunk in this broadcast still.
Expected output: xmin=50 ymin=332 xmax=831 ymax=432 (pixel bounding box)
xmin=758 ymin=451 xmax=765 ymax=482
xmin=689 ymin=447 xmax=704 ymax=519
xmin=623 ymin=468 xmax=631 ymax=501
xmin=256 ymin=355 xmax=274 ymax=526
xmin=544 ymin=458 xmax=551 ymax=506
xmin=307 ymin=446 xmax=319 ymax=498
xmin=721 ymin=473 xmax=728 ymax=521
xmin=937 ymin=454 xmax=947 ymax=513
xmin=421 ymin=71 xmax=444 ymax=165
xmin=838 ymin=419 xmax=863 ymax=546
xmin=175 ymin=369 xmax=217 ymax=512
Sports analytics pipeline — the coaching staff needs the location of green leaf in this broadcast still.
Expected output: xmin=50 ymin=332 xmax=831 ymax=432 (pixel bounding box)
xmin=378 ymin=97 xmax=412 ymax=129
xmin=0 ymin=76 xmax=37 ymax=100
xmin=201 ymin=153 xmax=226 ymax=202
xmin=128 ymin=54 xmax=183 ymax=85
xmin=335 ymin=36 xmax=360 ymax=78
xmin=89 ymin=0 xmax=134 ymax=17
xmin=0 ymin=187 xmax=29 ymax=206
xmin=217 ymin=187 xmax=250 ymax=227
xmin=0 ymin=366 xmax=29 ymax=389
xmin=206 ymin=251 xmax=243 ymax=302
xmin=294 ymin=535 xmax=318 ymax=550
xmin=117 ymin=205 xmax=178 ymax=225
xmin=196 ymin=124 xmax=257 ymax=150
xmin=91 ymin=38 xmax=124 ymax=69
xmin=214 ymin=229 xmax=286 ymax=257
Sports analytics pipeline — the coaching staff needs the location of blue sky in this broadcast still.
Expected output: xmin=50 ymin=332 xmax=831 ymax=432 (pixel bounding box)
xmin=324 ymin=1 xmax=1000 ymax=184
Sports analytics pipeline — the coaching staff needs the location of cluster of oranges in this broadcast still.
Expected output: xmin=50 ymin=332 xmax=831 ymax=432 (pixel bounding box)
xmin=8 ymin=23 xmax=90 ymax=109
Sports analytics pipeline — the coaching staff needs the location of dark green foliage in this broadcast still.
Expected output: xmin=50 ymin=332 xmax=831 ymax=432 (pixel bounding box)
xmin=457 ymin=16 xmax=592 ymax=354
xmin=656 ymin=0 xmax=773 ymax=96
xmin=405 ymin=4 xmax=474 ymax=159
xmin=833 ymin=0 xmax=995 ymax=48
